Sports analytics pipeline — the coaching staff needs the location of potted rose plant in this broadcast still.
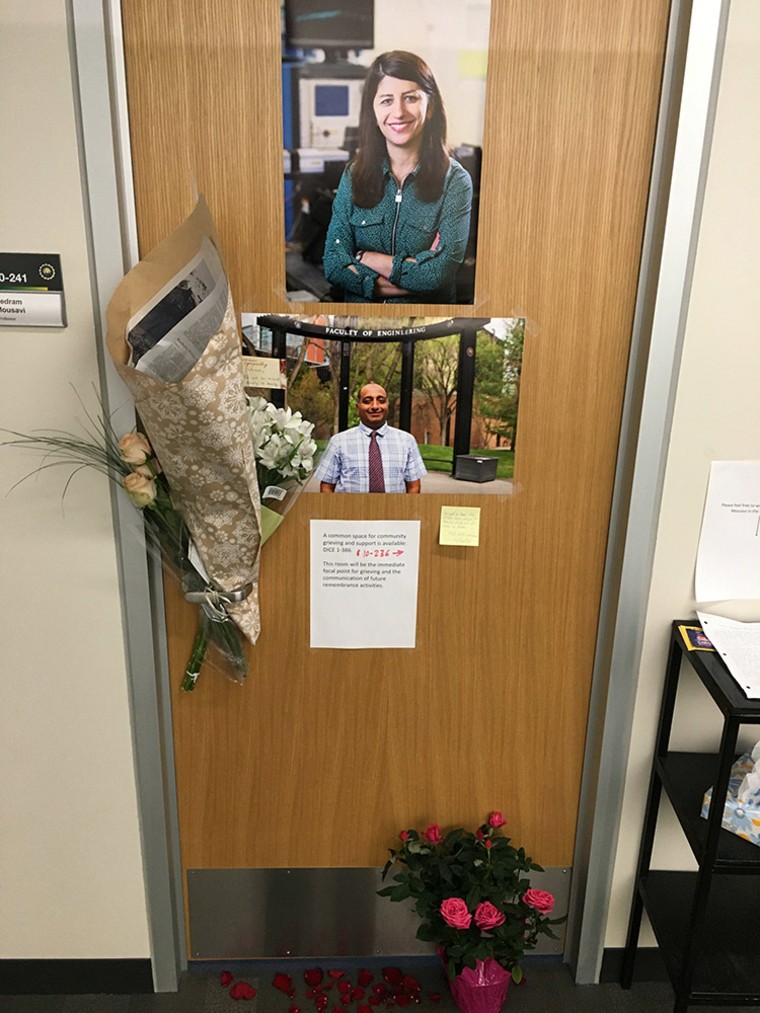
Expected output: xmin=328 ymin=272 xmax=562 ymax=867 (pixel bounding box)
xmin=379 ymin=812 xmax=563 ymax=1012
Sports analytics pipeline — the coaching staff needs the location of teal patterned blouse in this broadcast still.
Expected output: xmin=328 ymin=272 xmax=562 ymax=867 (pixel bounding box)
xmin=322 ymin=157 xmax=473 ymax=303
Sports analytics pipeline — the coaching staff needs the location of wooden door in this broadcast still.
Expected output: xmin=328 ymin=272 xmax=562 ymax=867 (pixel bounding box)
xmin=121 ymin=0 xmax=670 ymax=942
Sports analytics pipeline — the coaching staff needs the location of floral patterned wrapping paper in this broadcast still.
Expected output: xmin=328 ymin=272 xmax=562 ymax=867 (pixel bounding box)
xmin=105 ymin=199 xmax=261 ymax=645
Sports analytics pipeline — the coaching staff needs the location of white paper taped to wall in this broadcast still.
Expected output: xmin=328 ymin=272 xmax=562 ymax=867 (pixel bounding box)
xmin=695 ymin=461 xmax=760 ymax=602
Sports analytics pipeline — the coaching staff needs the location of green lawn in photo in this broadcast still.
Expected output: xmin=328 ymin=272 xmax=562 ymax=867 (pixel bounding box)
xmin=315 ymin=440 xmax=514 ymax=480
xmin=418 ymin=444 xmax=514 ymax=479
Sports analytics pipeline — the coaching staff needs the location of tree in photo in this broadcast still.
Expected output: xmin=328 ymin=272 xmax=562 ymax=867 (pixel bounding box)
xmin=413 ymin=334 xmax=460 ymax=446
xmin=474 ymin=319 xmax=524 ymax=450
xmin=288 ymin=365 xmax=334 ymax=436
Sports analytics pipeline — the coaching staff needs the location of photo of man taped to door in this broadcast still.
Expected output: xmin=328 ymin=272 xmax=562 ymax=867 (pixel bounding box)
xmin=241 ymin=313 xmax=524 ymax=495
xmin=281 ymin=0 xmax=491 ymax=306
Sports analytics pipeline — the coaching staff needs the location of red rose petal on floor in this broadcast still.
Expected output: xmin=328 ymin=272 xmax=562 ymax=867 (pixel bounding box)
xmin=372 ymin=984 xmax=387 ymax=996
xmin=351 ymin=988 xmax=366 ymax=1001
xmin=306 ymin=989 xmax=317 ymax=999
xmin=358 ymin=969 xmax=373 ymax=987
xmin=323 ymin=982 xmax=334 ymax=992
xmin=383 ymin=968 xmax=403 ymax=986
xmin=220 ymin=971 xmax=234 ymax=987
xmin=358 ymin=1004 xmax=372 ymax=1013
xmin=337 ymin=980 xmax=352 ymax=994
xmin=289 ymin=1005 xmax=302 ymax=1013
xmin=316 ymin=994 xmax=329 ymax=1011
xmin=329 ymin=970 xmax=346 ymax=980
xmin=274 ymin=973 xmax=294 ymax=994
xmin=230 ymin=981 xmax=256 ymax=1000
xmin=340 ymin=994 xmax=351 ymax=1005
xmin=305 ymin=969 xmax=324 ymax=987
xmin=369 ymin=996 xmax=382 ymax=1005
xmin=427 ymin=995 xmax=442 ymax=1003
xmin=402 ymin=977 xmax=420 ymax=991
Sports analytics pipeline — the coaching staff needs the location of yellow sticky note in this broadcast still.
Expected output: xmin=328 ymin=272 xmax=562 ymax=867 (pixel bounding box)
xmin=439 ymin=506 xmax=481 ymax=546
xmin=458 ymin=50 xmax=488 ymax=79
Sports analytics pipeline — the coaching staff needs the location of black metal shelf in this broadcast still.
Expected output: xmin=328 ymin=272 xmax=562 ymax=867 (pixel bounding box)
xmin=658 ymin=752 xmax=760 ymax=871
xmin=641 ymin=871 xmax=760 ymax=1004
xmin=622 ymin=621 xmax=760 ymax=1012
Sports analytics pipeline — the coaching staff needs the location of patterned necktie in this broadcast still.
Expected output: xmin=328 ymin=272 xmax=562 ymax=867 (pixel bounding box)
xmin=368 ymin=431 xmax=385 ymax=493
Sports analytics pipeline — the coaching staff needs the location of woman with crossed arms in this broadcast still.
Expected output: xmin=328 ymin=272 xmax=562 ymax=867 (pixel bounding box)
xmin=323 ymin=50 xmax=473 ymax=304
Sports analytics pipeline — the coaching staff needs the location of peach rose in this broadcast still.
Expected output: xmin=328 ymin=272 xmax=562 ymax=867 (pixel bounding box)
xmin=118 ymin=431 xmax=152 ymax=465
xmin=123 ymin=470 xmax=157 ymax=508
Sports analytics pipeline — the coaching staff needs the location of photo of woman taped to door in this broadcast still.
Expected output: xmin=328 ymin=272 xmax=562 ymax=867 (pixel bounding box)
xmin=281 ymin=0 xmax=491 ymax=306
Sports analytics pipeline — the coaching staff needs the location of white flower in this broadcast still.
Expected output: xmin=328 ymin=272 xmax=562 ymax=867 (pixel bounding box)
xmin=247 ymin=395 xmax=318 ymax=487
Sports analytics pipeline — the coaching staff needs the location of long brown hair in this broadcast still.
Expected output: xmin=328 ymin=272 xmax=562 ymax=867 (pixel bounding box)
xmin=351 ymin=51 xmax=449 ymax=207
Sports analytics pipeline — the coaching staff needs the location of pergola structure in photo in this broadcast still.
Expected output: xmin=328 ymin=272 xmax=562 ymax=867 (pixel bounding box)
xmin=254 ymin=315 xmax=491 ymax=474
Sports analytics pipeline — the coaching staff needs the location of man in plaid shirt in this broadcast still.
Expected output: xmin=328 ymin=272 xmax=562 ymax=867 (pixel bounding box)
xmin=316 ymin=383 xmax=426 ymax=494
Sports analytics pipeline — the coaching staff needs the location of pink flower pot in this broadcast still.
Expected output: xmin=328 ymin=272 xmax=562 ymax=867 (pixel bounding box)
xmin=448 ymin=959 xmax=511 ymax=1013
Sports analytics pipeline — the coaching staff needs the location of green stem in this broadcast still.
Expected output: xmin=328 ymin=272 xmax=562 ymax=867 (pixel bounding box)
xmin=181 ymin=618 xmax=208 ymax=692
xmin=206 ymin=613 xmax=248 ymax=681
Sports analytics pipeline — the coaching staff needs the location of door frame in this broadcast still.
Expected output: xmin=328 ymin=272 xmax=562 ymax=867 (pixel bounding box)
xmin=566 ymin=0 xmax=731 ymax=983
xmin=67 ymin=0 xmax=185 ymax=991
xmin=67 ymin=0 xmax=729 ymax=989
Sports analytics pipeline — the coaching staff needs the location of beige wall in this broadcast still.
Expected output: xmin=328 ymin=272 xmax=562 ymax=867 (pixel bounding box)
xmin=605 ymin=0 xmax=760 ymax=946
xmin=0 ymin=1 xmax=149 ymax=957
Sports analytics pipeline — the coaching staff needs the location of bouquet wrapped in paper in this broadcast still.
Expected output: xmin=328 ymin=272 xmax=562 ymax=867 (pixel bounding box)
xmin=105 ymin=199 xmax=261 ymax=673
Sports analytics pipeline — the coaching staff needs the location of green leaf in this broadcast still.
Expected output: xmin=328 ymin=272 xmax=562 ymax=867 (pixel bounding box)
xmin=511 ymin=964 xmax=523 ymax=985
xmin=390 ymin=883 xmax=411 ymax=902
xmin=465 ymin=883 xmax=481 ymax=909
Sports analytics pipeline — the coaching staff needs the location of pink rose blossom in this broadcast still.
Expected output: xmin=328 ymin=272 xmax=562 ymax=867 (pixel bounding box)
xmin=475 ymin=828 xmax=484 ymax=840
xmin=440 ymin=898 xmax=472 ymax=930
xmin=423 ymin=823 xmax=443 ymax=845
xmin=488 ymin=811 xmax=506 ymax=829
xmin=474 ymin=901 xmax=506 ymax=930
xmin=399 ymin=831 xmax=409 ymax=842
xmin=484 ymin=839 xmax=493 ymax=849
xmin=523 ymin=889 xmax=555 ymax=915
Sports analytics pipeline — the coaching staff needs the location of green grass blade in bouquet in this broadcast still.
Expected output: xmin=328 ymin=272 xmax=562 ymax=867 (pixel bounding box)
xmin=1 ymin=396 xmax=249 ymax=693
